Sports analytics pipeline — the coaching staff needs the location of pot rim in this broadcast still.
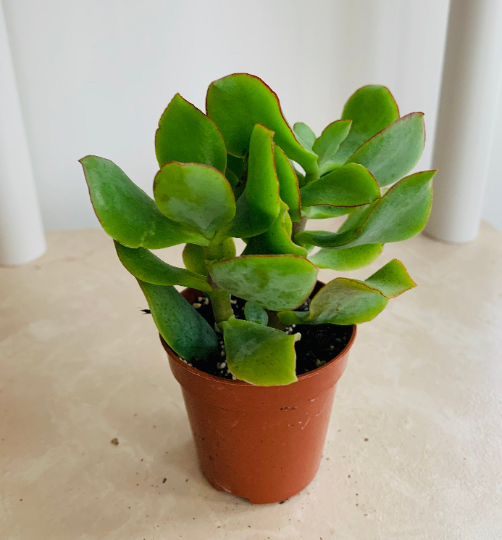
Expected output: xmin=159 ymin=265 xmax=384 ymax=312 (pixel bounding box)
xmin=161 ymin=323 xmax=357 ymax=388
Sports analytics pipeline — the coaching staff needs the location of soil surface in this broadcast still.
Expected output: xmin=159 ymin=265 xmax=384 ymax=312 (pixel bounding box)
xmin=183 ymin=294 xmax=353 ymax=380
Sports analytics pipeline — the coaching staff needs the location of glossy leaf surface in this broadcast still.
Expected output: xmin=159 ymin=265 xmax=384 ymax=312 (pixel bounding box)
xmin=293 ymin=122 xmax=316 ymax=151
xmin=221 ymin=317 xmax=297 ymax=386
xmin=206 ymin=73 xmax=318 ymax=174
xmin=347 ymin=113 xmax=425 ymax=186
xmin=313 ymin=120 xmax=352 ymax=175
xmin=296 ymin=170 xmax=435 ymax=248
xmin=300 ymin=163 xmax=380 ymax=210
xmin=244 ymin=302 xmax=268 ymax=325
xmin=154 ymin=162 xmax=235 ymax=239
xmin=209 ymin=255 xmax=318 ymax=311
xmin=227 ymin=124 xmax=280 ymax=238
xmin=155 ymin=94 xmax=226 ymax=172
xmin=274 ymin=144 xmax=301 ymax=222
xmin=364 ymin=259 xmax=416 ymax=298
xmin=309 ymin=243 xmax=383 ymax=271
xmin=138 ymin=281 xmax=218 ymax=360
xmin=80 ymin=156 xmax=208 ymax=249
xmin=115 ymin=241 xmax=211 ymax=292
xmin=243 ymin=202 xmax=307 ymax=256
xmin=334 ymin=85 xmax=399 ymax=165
xmin=279 ymin=258 xmax=415 ymax=325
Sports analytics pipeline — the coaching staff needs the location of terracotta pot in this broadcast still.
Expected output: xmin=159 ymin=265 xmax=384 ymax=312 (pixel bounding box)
xmin=162 ymin=287 xmax=356 ymax=504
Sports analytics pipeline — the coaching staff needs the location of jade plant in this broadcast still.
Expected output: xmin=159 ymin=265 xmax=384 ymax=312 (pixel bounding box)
xmin=80 ymin=73 xmax=435 ymax=387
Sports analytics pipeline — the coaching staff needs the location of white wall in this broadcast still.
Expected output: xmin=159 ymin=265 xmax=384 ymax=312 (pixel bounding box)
xmin=3 ymin=0 xmax=450 ymax=231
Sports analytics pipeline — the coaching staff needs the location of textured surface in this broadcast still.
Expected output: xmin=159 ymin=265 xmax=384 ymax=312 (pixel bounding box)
xmin=1 ymin=224 xmax=502 ymax=539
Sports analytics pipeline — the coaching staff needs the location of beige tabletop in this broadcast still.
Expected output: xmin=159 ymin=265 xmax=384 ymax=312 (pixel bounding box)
xmin=1 ymin=224 xmax=502 ymax=539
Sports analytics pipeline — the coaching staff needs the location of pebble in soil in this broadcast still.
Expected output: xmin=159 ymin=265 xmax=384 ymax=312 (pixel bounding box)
xmin=182 ymin=294 xmax=353 ymax=380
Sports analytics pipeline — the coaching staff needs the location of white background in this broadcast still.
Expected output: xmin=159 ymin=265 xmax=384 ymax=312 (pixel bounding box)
xmin=4 ymin=0 xmax=499 ymax=232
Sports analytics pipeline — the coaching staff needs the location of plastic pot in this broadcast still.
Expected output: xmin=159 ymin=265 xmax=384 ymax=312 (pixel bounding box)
xmin=162 ymin=287 xmax=356 ymax=504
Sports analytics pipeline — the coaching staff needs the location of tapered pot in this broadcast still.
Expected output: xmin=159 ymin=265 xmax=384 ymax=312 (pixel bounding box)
xmin=162 ymin=287 xmax=356 ymax=504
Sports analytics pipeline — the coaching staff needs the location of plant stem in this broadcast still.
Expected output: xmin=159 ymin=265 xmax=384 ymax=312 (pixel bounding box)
xmin=292 ymin=216 xmax=307 ymax=236
xmin=204 ymin=244 xmax=234 ymax=325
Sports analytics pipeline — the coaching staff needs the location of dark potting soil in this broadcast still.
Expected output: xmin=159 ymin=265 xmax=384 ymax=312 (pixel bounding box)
xmin=181 ymin=294 xmax=353 ymax=380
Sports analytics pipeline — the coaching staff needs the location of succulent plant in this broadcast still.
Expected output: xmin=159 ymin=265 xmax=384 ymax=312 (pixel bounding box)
xmin=80 ymin=73 xmax=435 ymax=387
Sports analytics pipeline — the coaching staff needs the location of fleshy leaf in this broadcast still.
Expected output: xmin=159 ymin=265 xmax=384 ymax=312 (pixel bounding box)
xmin=154 ymin=162 xmax=235 ymax=239
xmin=279 ymin=258 xmax=415 ymax=326
xmin=279 ymin=278 xmax=388 ymax=325
xmin=295 ymin=170 xmax=435 ymax=248
xmin=333 ymin=85 xmax=400 ymax=165
xmin=313 ymin=120 xmax=352 ymax=175
xmin=364 ymin=259 xmax=416 ymax=298
xmin=225 ymin=167 xmax=240 ymax=189
xmin=80 ymin=156 xmax=208 ymax=249
xmin=182 ymin=243 xmax=207 ymax=275
xmin=155 ymin=94 xmax=226 ymax=172
xmin=293 ymin=122 xmax=316 ymax=151
xmin=138 ymin=281 xmax=218 ymax=360
xmin=346 ymin=113 xmax=425 ymax=187
xmin=221 ymin=317 xmax=297 ymax=386
xmin=227 ymin=124 xmax=281 ymax=238
xmin=274 ymin=144 xmax=301 ymax=222
xmin=115 ymin=241 xmax=211 ymax=292
xmin=206 ymin=73 xmax=318 ymax=175
xmin=309 ymin=244 xmax=383 ymax=271
xmin=243 ymin=202 xmax=307 ymax=257
xmin=300 ymin=163 xmax=380 ymax=210
xmin=208 ymin=255 xmax=318 ymax=311
xmin=244 ymin=302 xmax=268 ymax=325
xmin=302 ymin=206 xmax=353 ymax=219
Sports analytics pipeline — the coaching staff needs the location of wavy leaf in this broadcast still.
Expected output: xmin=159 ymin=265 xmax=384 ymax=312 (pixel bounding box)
xmin=206 ymin=73 xmax=318 ymax=174
xmin=309 ymin=243 xmax=383 ymax=271
xmin=274 ymin=144 xmax=301 ymax=222
xmin=313 ymin=119 xmax=352 ymax=175
xmin=80 ymin=156 xmax=208 ymax=249
xmin=293 ymin=122 xmax=316 ymax=151
xmin=209 ymin=255 xmax=318 ymax=311
xmin=221 ymin=317 xmax=297 ymax=386
xmin=244 ymin=302 xmax=268 ymax=325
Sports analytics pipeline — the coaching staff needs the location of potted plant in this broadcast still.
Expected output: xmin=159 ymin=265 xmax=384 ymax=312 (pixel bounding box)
xmin=80 ymin=73 xmax=434 ymax=504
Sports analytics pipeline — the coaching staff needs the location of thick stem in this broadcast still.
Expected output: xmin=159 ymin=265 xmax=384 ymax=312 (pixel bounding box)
xmin=267 ymin=310 xmax=287 ymax=331
xmin=292 ymin=216 xmax=308 ymax=236
xmin=204 ymin=244 xmax=234 ymax=325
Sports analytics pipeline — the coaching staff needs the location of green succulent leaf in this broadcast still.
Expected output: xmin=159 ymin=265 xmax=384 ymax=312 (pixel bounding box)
xmin=182 ymin=243 xmax=207 ymax=275
xmin=274 ymin=144 xmax=301 ymax=222
xmin=293 ymin=122 xmax=316 ymax=151
xmin=155 ymin=94 xmax=227 ymax=172
xmin=206 ymin=73 xmax=318 ymax=174
xmin=346 ymin=112 xmax=425 ymax=187
xmin=138 ymin=281 xmax=218 ymax=360
xmin=153 ymin=162 xmax=235 ymax=239
xmin=309 ymin=243 xmax=383 ymax=271
xmin=279 ymin=279 xmax=388 ymax=325
xmin=279 ymin=258 xmax=415 ymax=326
xmin=221 ymin=316 xmax=297 ymax=386
xmin=227 ymin=124 xmax=281 ymax=238
xmin=208 ymin=255 xmax=318 ymax=311
xmin=244 ymin=302 xmax=268 ymax=325
xmin=80 ymin=155 xmax=208 ymax=249
xmin=243 ymin=201 xmax=307 ymax=256
xmin=333 ymin=85 xmax=400 ymax=165
xmin=302 ymin=206 xmax=352 ymax=219
xmin=115 ymin=241 xmax=211 ymax=292
xmin=295 ymin=170 xmax=436 ymax=248
xmin=313 ymin=120 xmax=352 ymax=175
xmin=300 ymin=163 xmax=380 ymax=210
xmin=364 ymin=258 xmax=416 ymax=298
